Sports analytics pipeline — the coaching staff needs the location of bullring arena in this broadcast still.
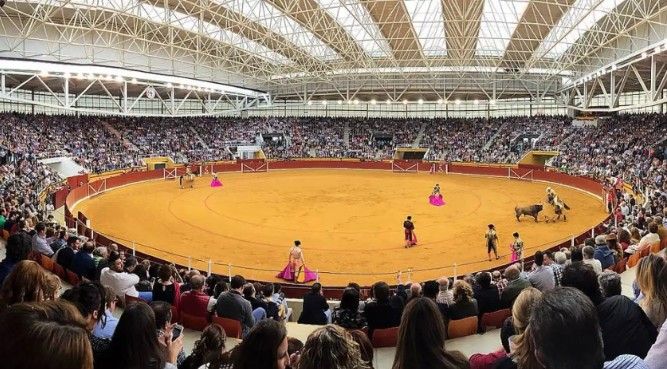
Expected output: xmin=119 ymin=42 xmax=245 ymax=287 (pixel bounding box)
xmin=3 ymin=1 xmax=667 ymax=368
xmin=71 ymin=162 xmax=608 ymax=286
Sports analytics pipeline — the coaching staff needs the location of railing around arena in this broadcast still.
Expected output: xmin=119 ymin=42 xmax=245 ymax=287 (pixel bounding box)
xmin=63 ymin=159 xmax=611 ymax=297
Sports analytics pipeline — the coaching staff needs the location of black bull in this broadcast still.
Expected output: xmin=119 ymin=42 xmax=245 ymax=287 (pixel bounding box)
xmin=515 ymin=204 xmax=544 ymax=222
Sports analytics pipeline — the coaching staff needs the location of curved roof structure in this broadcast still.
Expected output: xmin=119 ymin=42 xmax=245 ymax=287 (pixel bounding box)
xmin=1 ymin=0 xmax=666 ymax=102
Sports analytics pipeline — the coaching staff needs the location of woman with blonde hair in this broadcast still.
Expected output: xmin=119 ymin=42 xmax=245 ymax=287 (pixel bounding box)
xmin=393 ymin=297 xmax=468 ymax=369
xmin=447 ymin=280 xmax=478 ymax=320
xmin=298 ymin=325 xmax=371 ymax=369
xmin=0 ymin=259 xmax=60 ymax=311
xmin=496 ymin=287 xmax=543 ymax=369
xmin=636 ymin=254 xmax=667 ymax=328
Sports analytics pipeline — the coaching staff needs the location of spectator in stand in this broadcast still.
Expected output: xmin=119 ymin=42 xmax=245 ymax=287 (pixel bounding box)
xmin=0 ymin=232 xmax=32 ymax=285
xmin=393 ymin=297 xmax=469 ymax=369
xmin=259 ymin=283 xmax=281 ymax=321
xmin=243 ymin=283 xmax=268 ymax=322
xmin=543 ymin=251 xmax=563 ymax=287
xmin=230 ymin=319 xmax=291 ymax=369
xmin=448 ymin=280 xmax=479 ymax=320
xmin=0 ymin=301 xmax=93 ymax=369
xmin=50 ymin=229 xmax=67 ymax=254
xmin=500 ymin=265 xmax=530 ymax=308
xmin=93 ymin=286 xmax=119 ymax=340
xmin=55 ymin=236 xmax=81 ymax=271
xmin=473 ymin=287 xmax=542 ymax=369
xmin=594 ymin=235 xmax=615 ymax=270
xmin=299 ymin=324 xmax=371 ymax=369
xmin=101 ymin=301 xmax=183 ymax=369
xmin=635 ymin=254 xmax=667 ymax=329
xmin=492 ymin=271 xmax=507 ymax=296
xmin=436 ymin=277 xmax=454 ymax=306
xmin=0 ymin=260 xmax=60 ymax=311
xmin=152 ymin=301 xmax=186 ymax=367
xmin=348 ymin=329 xmax=374 ymax=369
xmin=180 ymin=323 xmax=228 ymax=369
xmin=180 ymin=274 xmax=215 ymax=319
xmin=298 ymin=282 xmax=329 ymax=325
xmin=31 ymin=222 xmax=52 ymax=256
xmin=363 ymin=281 xmax=402 ymax=337
xmin=60 ymin=281 xmax=110 ymax=365
xmin=528 ymin=251 xmax=556 ymax=291
xmin=582 ymin=245 xmax=603 ymax=274
xmin=530 ymin=287 xmax=648 ymax=369
xmin=473 ymin=272 xmax=501 ymax=317
xmin=71 ymin=241 xmax=97 ymax=281
xmin=423 ymin=280 xmax=449 ymax=319
xmin=100 ymin=252 xmax=141 ymax=303
xmin=633 ymin=223 xmax=661 ymax=253
xmin=332 ymin=287 xmax=367 ymax=330
xmin=214 ymin=275 xmax=254 ymax=337
xmin=597 ymin=271 xmax=659 ymax=360
xmin=152 ymin=264 xmax=181 ymax=308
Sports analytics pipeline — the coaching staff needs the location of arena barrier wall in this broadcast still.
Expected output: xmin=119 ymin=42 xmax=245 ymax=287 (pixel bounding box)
xmin=63 ymin=160 xmax=610 ymax=298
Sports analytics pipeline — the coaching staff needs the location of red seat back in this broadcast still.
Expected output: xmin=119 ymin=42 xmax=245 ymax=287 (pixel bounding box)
xmin=447 ymin=316 xmax=478 ymax=339
xmin=180 ymin=311 xmax=209 ymax=331
xmin=371 ymin=326 xmax=399 ymax=348
xmin=40 ymin=254 xmax=55 ymax=272
xmin=53 ymin=263 xmax=67 ymax=279
xmin=481 ymin=309 xmax=511 ymax=331
xmin=211 ymin=316 xmax=242 ymax=339
xmin=66 ymin=270 xmax=81 ymax=286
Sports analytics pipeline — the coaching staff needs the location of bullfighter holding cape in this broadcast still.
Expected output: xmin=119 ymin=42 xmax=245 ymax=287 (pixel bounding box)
xmin=404 ymin=216 xmax=417 ymax=248
xmin=276 ymin=240 xmax=317 ymax=283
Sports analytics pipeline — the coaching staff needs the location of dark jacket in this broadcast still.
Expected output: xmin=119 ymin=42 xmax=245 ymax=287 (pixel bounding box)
xmin=363 ymin=299 xmax=401 ymax=336
xmin=56 ymin=247 xmax=75 ymax=270
xmin=474 ymin=285 xmax=501 ymax=315
xmin=70 ymin=251 xmax=96 ymax=280
xmin=597 ymin=295 xmax=658 ymax=360
xmin=0 ymin=257 xmax=18 ymax=286
xmin=298 ymin=292 xmax=329 ymax=325
xmin=448 ymin=298 xmax=478 ymax=320
xmin=594 ymin=244 xmax=615 ymax=270
xmin=500 ymin=278 xmax=531 ymax=308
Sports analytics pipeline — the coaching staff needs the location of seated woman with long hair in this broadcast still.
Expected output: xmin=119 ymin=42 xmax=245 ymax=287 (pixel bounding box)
xmin=0 ymin=300 xmax=93 ymax=369
xmin=180 ymin=323 xmax=228 ymax=369
xmin=298 ymin=325 xmax=371 ymax=369
xmin=332 ymin=287 xmax=367 ymax=330
xmin=447 ymin=280 xmax=478 ymax=320
xmin=392 ymin=297 xmax=469 ymax=369
xmin=102 ymin=302 xmax=183 ymax=369
xmin=636 ymin=254 xmax=667 ymax=329
xmin=230 ymin=319 xmax=290 ymax=369
xmin=491 ymin=287 xmax=543 ymax=369
xmin=0 ymin=259 xmax=60 ymax=311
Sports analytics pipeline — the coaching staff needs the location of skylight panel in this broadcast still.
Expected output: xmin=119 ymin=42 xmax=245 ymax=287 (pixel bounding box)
xmin=214 ymin=0 xmax=339 ymax=61
xmin=476 ymin=0 xmax=529 ymax=57
xmin=535 ymin=0 xmax=628 ymax=60
xmin=314 ymin=0 xmax=391 ymax=58
xmin=139 ymin=4 xmax=292 ymax=66
xmin=404 ymin=0 xmax=447 ymax=57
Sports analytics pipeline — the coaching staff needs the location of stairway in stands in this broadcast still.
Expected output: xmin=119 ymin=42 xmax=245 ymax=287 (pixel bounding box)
xmin=412 ymin=122 xmax=427 ymax=147
xmin=101 ymin=121 xmax=138 ymax=151
xmin=188 ymin=126 xmax=210 ymax=150
xmin=343 ymin=121 xmax=351 ymax=148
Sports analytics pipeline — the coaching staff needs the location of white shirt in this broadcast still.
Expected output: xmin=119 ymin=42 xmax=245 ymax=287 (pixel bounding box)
xmin=584 ymin=258 xmax=603 ymax=274
xmin=100 ymin=267 xmax=140 ymax=300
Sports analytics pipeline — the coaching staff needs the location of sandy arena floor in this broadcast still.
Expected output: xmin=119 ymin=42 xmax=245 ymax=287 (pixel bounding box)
xmin=74 ymin=169 xmax=608 ymax=286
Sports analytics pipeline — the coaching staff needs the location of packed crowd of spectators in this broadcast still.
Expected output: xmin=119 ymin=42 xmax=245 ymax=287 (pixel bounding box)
xmin=1 ymin=110 xmax=667 ymax=368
